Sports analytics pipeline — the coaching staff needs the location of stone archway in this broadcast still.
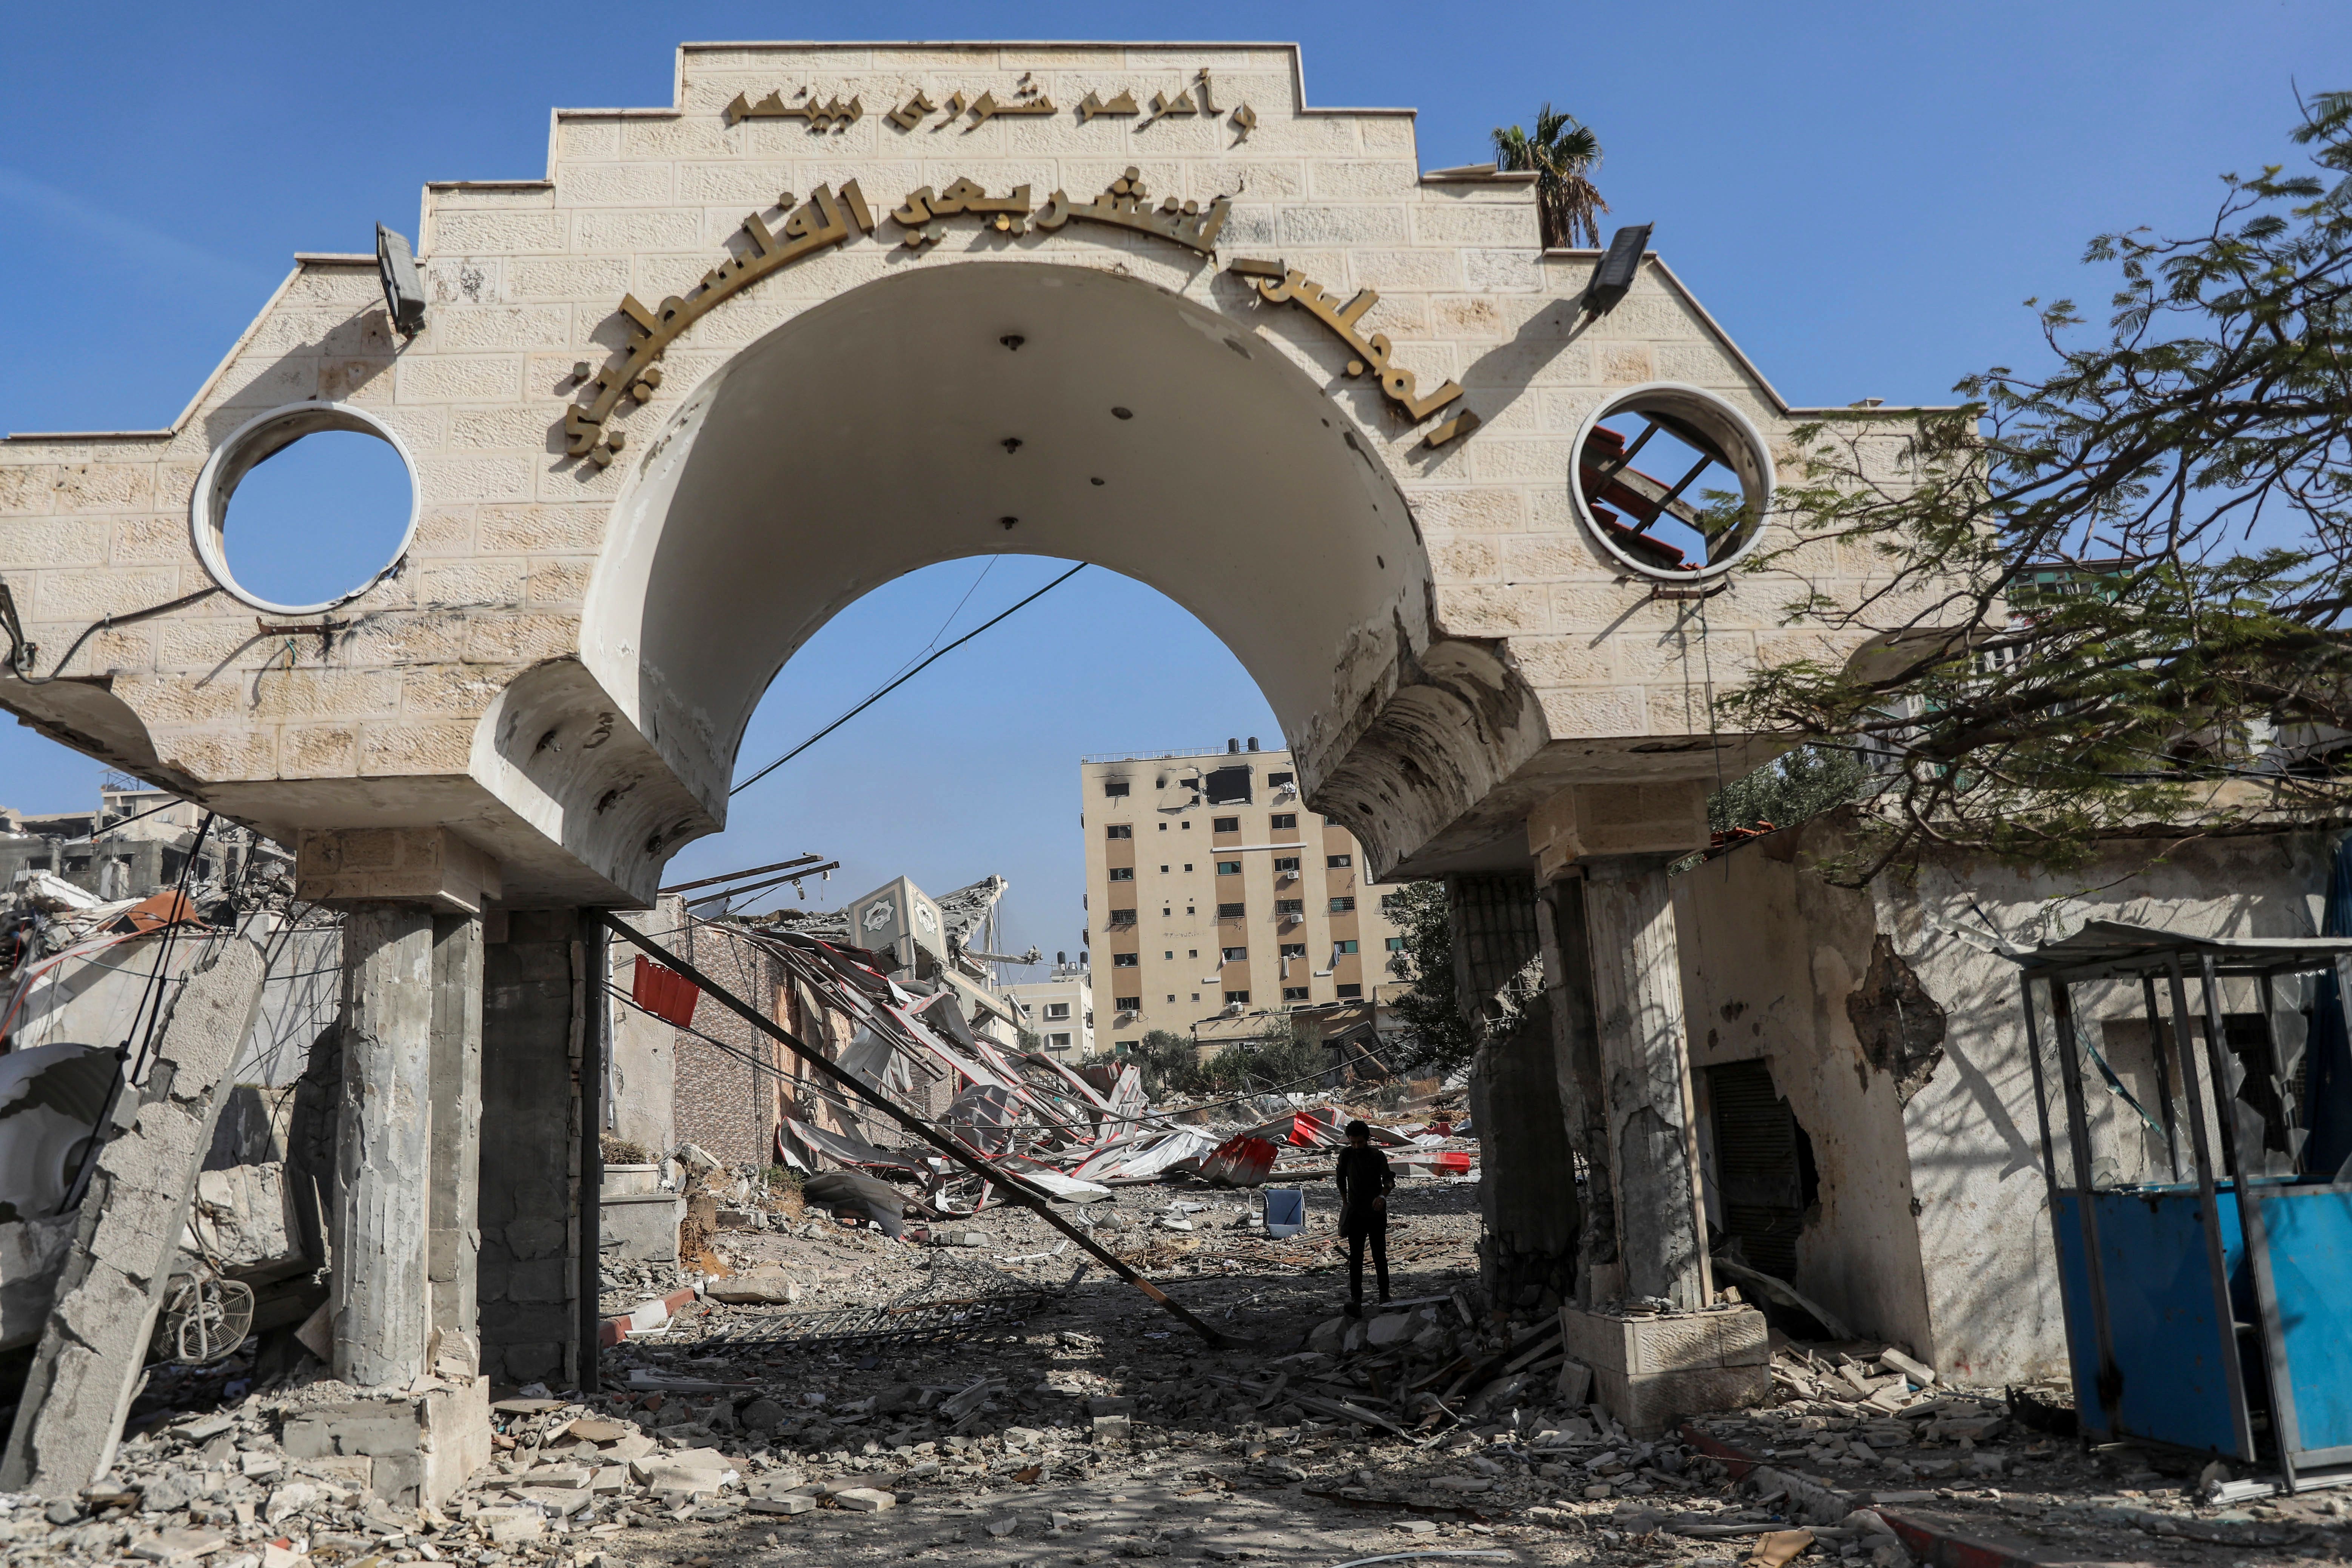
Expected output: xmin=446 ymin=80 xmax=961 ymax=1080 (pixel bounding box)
xmin=0 ymin=41 xmax=1927 ymax=1461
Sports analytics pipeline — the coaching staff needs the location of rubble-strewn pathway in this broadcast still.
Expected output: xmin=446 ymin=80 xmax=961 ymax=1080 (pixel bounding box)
xmin=17 ymin=1177 xmax=2352 ymax=1568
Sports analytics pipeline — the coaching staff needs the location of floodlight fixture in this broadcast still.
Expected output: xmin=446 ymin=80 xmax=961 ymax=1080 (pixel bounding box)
xmin=375 ymin=224 xmax=427 ymax=337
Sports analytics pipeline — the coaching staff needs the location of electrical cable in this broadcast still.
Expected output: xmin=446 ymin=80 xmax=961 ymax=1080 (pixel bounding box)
xmin=10 ymin=587 xmax=223 ymax=685
xmin=730 ymin=563 xmax=1086 ymax=797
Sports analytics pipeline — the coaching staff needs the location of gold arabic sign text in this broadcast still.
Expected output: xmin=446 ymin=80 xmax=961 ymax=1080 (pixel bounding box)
xmin=727 ymin=69 xmax=1256 ymax=141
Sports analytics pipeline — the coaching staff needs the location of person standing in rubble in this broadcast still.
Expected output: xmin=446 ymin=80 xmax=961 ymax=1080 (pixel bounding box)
xmin=1336 ymin=1118 xmax=1393 ymax=1315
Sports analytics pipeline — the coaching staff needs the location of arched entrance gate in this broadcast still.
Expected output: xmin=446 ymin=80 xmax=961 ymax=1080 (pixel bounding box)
xmin=0 ymin=42 xmax=1918 ymax=1441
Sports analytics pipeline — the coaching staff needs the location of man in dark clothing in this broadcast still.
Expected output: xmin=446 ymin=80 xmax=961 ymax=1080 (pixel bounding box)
xmin=1335 ymin=1119 xmax=1394 ymax=1314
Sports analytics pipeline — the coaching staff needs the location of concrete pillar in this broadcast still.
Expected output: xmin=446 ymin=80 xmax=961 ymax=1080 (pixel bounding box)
xmin=1449 ymin=873 xmax=1579 ymax=1310
xmin=1582 ymin=856 xmax=1711 ymax=1310
xmin=334 ymin=902 xmax=435 ymax=1388
xmin=428 ymin=913 xmax=483 ymax=1369
xmin=1536 ymin=876 xmax=1619 ymax=1303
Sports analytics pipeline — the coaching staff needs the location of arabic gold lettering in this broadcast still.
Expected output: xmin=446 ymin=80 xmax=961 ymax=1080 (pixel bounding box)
xmin=1333 ymin=288 xmax=1380 ymax=332
xmin=1235 ymin=261 xmax=1469 ymax=433
xmin=943 ymin=91 xmax=967 ymax=119
xmin=893 ymin=186 xmax=937 ymax=228
xmin=839 ymin=179 xmax=876 ymax=235
xmin=1195 ymin=71 xmax=1218 ymax=114
xmin=967 ymin=90 xmax=1001 ymax=128
xmin=887 ymin=90 xmax=936 ymax=131
xmin=1034 ymin=190 xmax=1072 ymax=230
xmin=935 ymin=176 xmax=989 ymax=215
xmin=1231 ymin=103 xmax=1257 ymax=141
xmin=1145 ymin=87 xmax=1197 ymax=123
xmin=617 ymin=294 xmax=661 ymax=336
xmin=562 ymin=405 xmax=602 ymax=458
xmin=1421 ymin=409 xmax=1481 ymax=448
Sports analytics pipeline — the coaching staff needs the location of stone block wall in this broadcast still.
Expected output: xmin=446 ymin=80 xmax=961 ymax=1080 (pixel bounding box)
xmin=672 ymin=921 xmax=784 ymax=1169
xmin=479 ymin=910 xmax=585 ymax=1386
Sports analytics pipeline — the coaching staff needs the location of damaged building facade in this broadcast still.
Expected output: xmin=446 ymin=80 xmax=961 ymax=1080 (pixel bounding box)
xmin=1674 ymin=816 xmax=2347 ymax=1388
xmin=0 ymin=38 xmax=1958 ymax=1484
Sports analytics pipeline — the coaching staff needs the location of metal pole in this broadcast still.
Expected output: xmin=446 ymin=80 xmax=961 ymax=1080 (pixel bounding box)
xmin=2140 ymin=976 xmax=2181 ymax=1182
xmin=2208 ymin=954 xmax=2298 ymax=1489
xmin=596 ymin=912 xmax=1244 ymax=1350
xmin=2050 ymin=980 xmax=2121 ymax=1425
xmin=2169 ymin=956 xmax=2256 ymax=1461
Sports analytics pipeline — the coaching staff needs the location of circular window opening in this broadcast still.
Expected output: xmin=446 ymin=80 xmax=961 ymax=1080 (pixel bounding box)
xmin=190 ymin=402 xmax=419 ymax=616
xmin=1571 ymin=384 xmax=1774 ymax=581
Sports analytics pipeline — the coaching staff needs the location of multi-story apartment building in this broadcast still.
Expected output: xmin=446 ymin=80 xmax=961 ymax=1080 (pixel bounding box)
xmin=1080 ymin=741 xmax=1408 ymax=1052
xmin=1002 ymin=961 xmax=1095 ymax=1057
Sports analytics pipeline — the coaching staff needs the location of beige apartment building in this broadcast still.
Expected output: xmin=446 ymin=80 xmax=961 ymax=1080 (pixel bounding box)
xmin=1081 ymin=742 xmax=1407 ymax=1051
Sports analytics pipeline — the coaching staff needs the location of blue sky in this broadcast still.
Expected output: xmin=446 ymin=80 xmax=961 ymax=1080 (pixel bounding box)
xmin=3 ymin=1 xmax=2344 ymax=969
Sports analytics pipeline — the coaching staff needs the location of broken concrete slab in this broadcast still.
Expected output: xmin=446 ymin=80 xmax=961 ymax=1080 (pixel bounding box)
xmin=1 ymin=935 xmax=268 ymax=1495
xmin=1560 ymin=1303 xmax=1771 ymax=1437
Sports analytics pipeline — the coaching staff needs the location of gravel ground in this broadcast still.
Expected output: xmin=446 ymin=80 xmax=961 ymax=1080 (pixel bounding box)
xmin=15 ymin=1174 xmax=2352 ymax=1568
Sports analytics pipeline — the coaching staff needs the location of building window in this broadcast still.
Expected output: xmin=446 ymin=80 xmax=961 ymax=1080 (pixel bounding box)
xmin=1283 ymin=986 xmax=1310 ymax=1001
xmin=1188 ymin=949 xmax=1198 ymax=957
xmin=1115 ymin=1040 xmax=1135 ymax=1054
xmin=1183 ymin=863 xmax=1194 ymax=871
xmin=1190 ymin=992 xmax=1200 ymax=1001
xmin=1046 ymin=1003 xmax=1070 ymax=1020
xmin=1105 ymin=781 xmax=1130 ymax=797
xmin=1106 ymin=824 xmax=1132 ymax=839
xmin=1269 ymin=772 xmax=1294 ymax=787
xmin=1108 ymin=867 xmax=1134 ymax=881
xmin=1217 ymin=902 xmax=1246 ymax=918
xmin=1110 ymin=909 xmax=1136 ymax=926
xmin=1166 ymin=994 xmax=1176 ymax=1002
xmin=1213 ymin=816 xmax=1240 ymax=833
xmin=1280 ymin=943 xmax=1306 ymax=958
xmin=1334 ymin=939 xmax=1359 ymax=955
xmin=1050 ymin=1032 xmax=1072 ymax=1047
xmin=1225 ymin=990 xmax=1250 ymax=1005
xmin=1204 ymin=766 xmax=1252 ymax=806
xmin=1163 ymin=950 xmax=1173 ymax=959
xmin=1385 ymin=936 xmax=1406 ymax=952
xmin=1380 ymin=893 xmax=1403 ymax=911
xmin=1221 ymin=946 xmax=1247 ymax=962
xmin=1112 ymin=953 xmax=1138 ymax=967
xmin=1216 ymin=860 xmax=1242 ymax=875
xmin=1270 ymin=813 xmax=1297 ymax=830
xmin=1329 ymin=896 xmax=1355 ymax=913
xmin=1115 ymin=996 xmax=1141 ymax=1011
xmin=1273 ymin=856 xmax=1300 ymax=872
xmin=1160 ymin=864 xmax=1170 ymax=873
xmin=1335 ymin=983 xmax=1363 ymax=1000
xmin=1275 ymin=898 xmax=1303 ymax=916
xmin=1327 ymin=853 xmax=1352 ymax=869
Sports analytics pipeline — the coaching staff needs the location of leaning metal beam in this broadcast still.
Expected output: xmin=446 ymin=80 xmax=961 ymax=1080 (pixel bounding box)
xmin=593 ymin=912 xmax=1245 ymax=1350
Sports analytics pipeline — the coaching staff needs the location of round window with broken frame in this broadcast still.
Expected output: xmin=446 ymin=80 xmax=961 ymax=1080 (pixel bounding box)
xmin=1569 ymin=383 xmax=1775 ymax=582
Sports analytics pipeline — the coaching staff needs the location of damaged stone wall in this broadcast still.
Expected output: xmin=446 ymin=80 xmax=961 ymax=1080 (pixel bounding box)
xmin=1676 ymin=812 xmax=2340 ymax=1386
xmin=479 ymin=911 xmax=586 ymax=1388
xmin=1451 ymin=873 xmax=1578 ymax=1310
xmin=672 ymin=920 xmax=785 ymax=1169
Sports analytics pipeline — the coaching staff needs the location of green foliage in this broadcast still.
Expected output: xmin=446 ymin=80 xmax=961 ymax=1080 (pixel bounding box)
xmin=1201 ymin=1015 xmax=1329 ymax=1096
xmin=1728 ymin=92 xmax=2352 ymax=883
xmin=1382 ymin=881 xmax=1475 ymax=1078
xmin=1708 ymin=744 xmax=1873 ymax=835
xmin=1493 ymin=105 xmax=1608 ymax=249
xmin=1129 ymin=1029 xmax=1207 ymax=1097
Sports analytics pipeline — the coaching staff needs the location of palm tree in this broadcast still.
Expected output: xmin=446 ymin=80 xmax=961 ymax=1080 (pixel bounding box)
xmin=1493 ymin=105 xmax=1609 ymax=249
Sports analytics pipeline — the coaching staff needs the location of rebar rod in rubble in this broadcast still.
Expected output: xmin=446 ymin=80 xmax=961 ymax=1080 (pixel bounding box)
xmin=595 ymin=912 xmax=1246 ymax=1350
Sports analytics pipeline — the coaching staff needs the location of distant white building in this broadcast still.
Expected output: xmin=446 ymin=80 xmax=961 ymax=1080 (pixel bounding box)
xmin=1003 ymin=963 xmax=1095 ymax=1058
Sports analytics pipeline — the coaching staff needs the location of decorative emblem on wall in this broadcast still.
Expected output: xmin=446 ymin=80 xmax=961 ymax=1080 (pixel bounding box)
xmin=1226 ymin=258 xmax=1476 ymax=444
xmin=862 ymin=900 xmax=895 ymax=933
